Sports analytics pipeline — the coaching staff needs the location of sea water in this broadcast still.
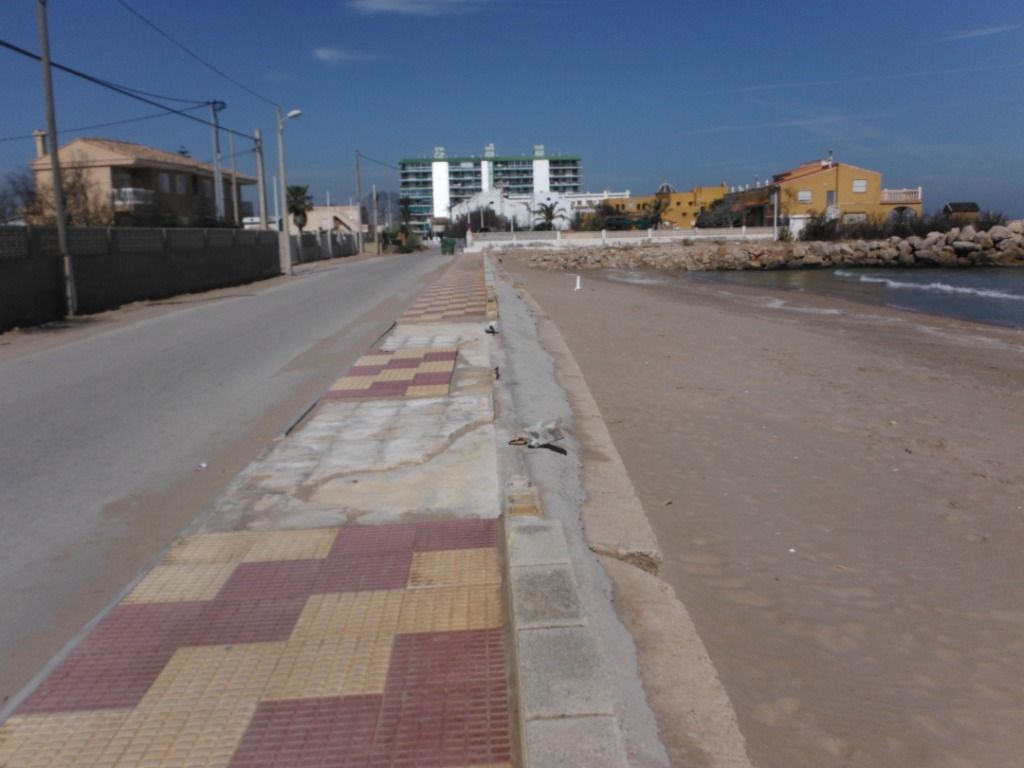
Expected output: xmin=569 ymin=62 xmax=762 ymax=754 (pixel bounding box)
xmin=697 ymin=267 xmax=1024 ymax=330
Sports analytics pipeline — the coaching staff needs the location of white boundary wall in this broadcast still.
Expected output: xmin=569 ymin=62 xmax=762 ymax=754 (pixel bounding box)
xmin=465 ymin=227 xmax=776 ymax=252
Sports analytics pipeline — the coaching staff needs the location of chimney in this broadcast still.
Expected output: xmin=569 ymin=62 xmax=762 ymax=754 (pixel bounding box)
xmin=33 ymin=129 xmax=47 ymax=159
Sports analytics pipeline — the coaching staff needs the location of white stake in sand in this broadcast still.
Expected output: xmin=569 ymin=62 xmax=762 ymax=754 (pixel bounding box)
xmin=570 ymin=274 xmax=581 ymax=291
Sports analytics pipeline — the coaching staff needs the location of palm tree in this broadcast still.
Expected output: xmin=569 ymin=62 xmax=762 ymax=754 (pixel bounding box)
xmin=399 ymin=195 xmax=414 ymax=244
xmin=530 ymin=201 xmax=567 ymax=231
xmin=286 ymin=185 xmax=313 ymax=232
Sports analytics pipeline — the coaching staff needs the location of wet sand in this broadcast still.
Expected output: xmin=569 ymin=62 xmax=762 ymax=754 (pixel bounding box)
xmin=505 ymin=257 xmax=1024 ymax=768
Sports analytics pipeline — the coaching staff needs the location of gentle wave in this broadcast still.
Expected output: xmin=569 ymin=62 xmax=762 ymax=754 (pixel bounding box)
xmin=834 ymin=270 xmax=1024 ymax=301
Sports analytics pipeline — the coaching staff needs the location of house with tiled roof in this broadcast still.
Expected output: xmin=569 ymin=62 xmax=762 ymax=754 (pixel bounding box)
xmin=723 ymin=153 xmax=924 ymax=231
xmin=29 ymin=133 xmax=255 ymax=226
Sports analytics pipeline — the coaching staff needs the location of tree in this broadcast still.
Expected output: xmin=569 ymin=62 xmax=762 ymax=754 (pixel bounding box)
xmin=27 ymin=166 xmax=112 ymax=226
xmin=647 ymin=196 xmax=670 ymax=229
xmin=398 ymin=195 xmax=414 ymax=245
xmin=286 ymin=185 xmax=313 ymax=232
xmin=530 ymin=201 xmax=567 ymax=231
xmin=0 ymin=170 xmax=37 ymax=223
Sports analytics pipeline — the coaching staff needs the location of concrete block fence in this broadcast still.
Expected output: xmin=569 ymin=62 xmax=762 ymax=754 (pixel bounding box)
xmin=0 ymin=226 xmax=280 ymax=331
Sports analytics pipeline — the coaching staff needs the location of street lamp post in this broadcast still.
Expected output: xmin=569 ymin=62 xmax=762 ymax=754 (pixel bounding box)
xmin=276 ymin=105 xmax=302 ymax=276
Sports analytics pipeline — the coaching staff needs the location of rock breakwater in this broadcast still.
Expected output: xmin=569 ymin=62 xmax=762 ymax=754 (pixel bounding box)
xmin=507 ymin=222 xmax=1024 ymax=272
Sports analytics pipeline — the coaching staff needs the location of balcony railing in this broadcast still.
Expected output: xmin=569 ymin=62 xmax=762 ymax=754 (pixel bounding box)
xmin=112 ymin=187 xmax=156 ymax=208
xmin=880 ymin=187 xmax=922 ymax=204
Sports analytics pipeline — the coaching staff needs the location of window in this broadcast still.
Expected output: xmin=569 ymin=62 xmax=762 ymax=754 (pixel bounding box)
xmin=175 ymin=175 xmax=187 ymax=195
xmin=158 ymin=172 xmax=171 ymax=194
xmin=797 ymin=190 xmax=812 ymax=203
xmin=852 ymin=179 xmax=867 ymax=193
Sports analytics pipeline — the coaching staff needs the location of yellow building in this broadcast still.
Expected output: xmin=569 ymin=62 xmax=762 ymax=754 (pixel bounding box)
xmin=29 ymin=134 xmax=255 ymax=226
xmin=609 ymin=182 xmax=729 ymax=228
xmin=772 ymin=157 xmax=923 ymax=222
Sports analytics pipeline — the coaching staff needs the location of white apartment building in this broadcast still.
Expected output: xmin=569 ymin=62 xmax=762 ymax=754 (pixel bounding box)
xmin=399 ymin=144 xmax=583 ymax=235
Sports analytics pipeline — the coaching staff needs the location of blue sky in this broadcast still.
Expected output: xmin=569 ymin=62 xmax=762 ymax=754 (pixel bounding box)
xmin=3 ymin=0 xmax=1023 ymax=215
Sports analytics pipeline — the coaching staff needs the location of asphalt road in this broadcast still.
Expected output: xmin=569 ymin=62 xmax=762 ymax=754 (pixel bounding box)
xmin=0 ymin=251 xmax=449 ymax=705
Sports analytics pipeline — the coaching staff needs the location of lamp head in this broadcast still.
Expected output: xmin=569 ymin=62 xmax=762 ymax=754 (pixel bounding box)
xmin=285 ymin=109 xmax=303 ymax=120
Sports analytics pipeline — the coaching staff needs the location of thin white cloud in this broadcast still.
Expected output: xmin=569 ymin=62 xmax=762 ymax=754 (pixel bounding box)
xmin=311 ymin=46 xmax=375 ymax=62
xmin=733 ymin=62 xmax=1021 ymax=93
xmin=679 ymin=114 xmax=886 ymax=137
xmin=934 ymin=23 xmax=1021 ymax=42
xmin=348 ymin=0 xmax=482 ymax=15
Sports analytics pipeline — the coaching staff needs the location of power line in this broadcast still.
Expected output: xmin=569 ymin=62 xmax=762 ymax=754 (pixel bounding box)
xmin=0 ymin=38 xmax=254 ymax=142
xmin=113 ymin=0 xmax=277 ymax=108
xmin=0 ymin=104 xmax=207 ymax=143
xmin=357 ymin=151 xmax=398 ymax=171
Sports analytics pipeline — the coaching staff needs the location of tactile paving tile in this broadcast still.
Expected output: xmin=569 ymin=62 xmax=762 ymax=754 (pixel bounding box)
xmin=123 ymin=562 xmax=238 ymax=604
xmin=330 ymin=523 xmax=419 ymax=555
xmin=215 ymin=560 xmax=323 ymax=602
xmin=397 ymin=585 xmax=503 ymax=633
xmin=407 ymin=548 xmax=501 ymax=589
xmin=314 ymin=550 xmax=413 ymax=593
xmin=0 ymin=710 xmax=130 ymax=767
xmin=229 ymin=695 xmax=381 ymax=768
xmin=163 ymin=532 xmax=259 ymax=564
xmin=262 ymin=632 xmax=394 ymax=700
xmin=324 ymin=347 xmax=457 ymax=401
xmin=386 ymin=629 xmax=507 ymax=692
xmin=370 ymin=682 xmax=512 ymax=767
xmin=97 ymin=643 xmax=284 ymax=768
xmin=242 ymin=528 xmax=337 ymax=562
xmin=413 ymin=518 xmax=499 ymax=552
xmin=289 ymin=591 xmax=405 ymax=640
xmin=192 ymin=598 xmax=308 ymax=646
xmin=17 ymin=602 xmax=210 ymax=714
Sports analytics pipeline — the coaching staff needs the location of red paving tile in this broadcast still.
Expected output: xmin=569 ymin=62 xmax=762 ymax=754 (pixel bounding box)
xmin=371 ymin=683 xmax=511 ymax=767
xmin=387 ymin=629 xmax=507 ymax=692
xmin=410 ymin=372 xmax=452 ymax=386
xmin=229 ymin=695 xmax=382 ymax=768
xmin=193 ymin=597 xmax=308 ymax=645
xmin=413 ymin=519 xmax=498 ymax=552
xmin=18 ymin=601 xmax=210 ymax=713
xmin=216 ymin=559 xmax=323 ymax=601
xmin=330 ymin=524 xmax=419 ymax=555
xmin=315 ymin=551 xmax=414 ymax=593
xmin=422 ymin=352 xmax=458 ymax=363
xmin=18 ymin=645 xmax=179 ymax=713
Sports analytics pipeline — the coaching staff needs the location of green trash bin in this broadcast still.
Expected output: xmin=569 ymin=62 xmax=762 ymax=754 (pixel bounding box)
xmin=441 ymin=237 xmax=456 ymax=255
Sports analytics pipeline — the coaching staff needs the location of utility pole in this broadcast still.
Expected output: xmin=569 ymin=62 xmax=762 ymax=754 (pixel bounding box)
xmin=254 ymin=129 xmax=268 ymax=229
xmin=371 ymin=183 xmax=379 ymax=255
xmin=228 ymin=132 xmax=239 ymax=225
xmin=36 ymin=0 xmax=76 ymax=315
xmin=209 ymin=101 xmax=226 ymax=222
xmin=354 ymin=150 xmax=363 ymax=254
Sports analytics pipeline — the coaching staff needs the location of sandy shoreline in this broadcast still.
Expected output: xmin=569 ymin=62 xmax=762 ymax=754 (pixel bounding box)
xmin=505 ymin=256 xmax=1024 ymax=768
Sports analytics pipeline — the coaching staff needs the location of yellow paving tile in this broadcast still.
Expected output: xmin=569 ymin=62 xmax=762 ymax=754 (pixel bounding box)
xmin=417 ymin=360 xmax=457 ymax=373
xmin=0 ymin=710 xmax=129 ymax=768
xmin=358 ymin=354 xmax=392 ymax=366
xmin=377 ymin=368 xmax=418 ymax=382
xmin=98 ymin=643 xmax=284 ymax=768
xmin=242 ymin=529 xmax=337 ymax=562
xmin=290 ymin=591 xmax=404 ymax=639
xmin=331 ymin=375 xmax=375 ymax=391
xmin=406 ymin=384 xmax=450 ymax=398
xmin=408 ymin=548 xmax=501 ymax=589
xmin=163 ymin=532 xmax=258 ymax=564
xmin=123 ymin=563 xmax=237 ymax=604
xmin=262 ymin=632 xmax=393 ymax=699
xmin=398 ymin=584 xmax=503 ymax=633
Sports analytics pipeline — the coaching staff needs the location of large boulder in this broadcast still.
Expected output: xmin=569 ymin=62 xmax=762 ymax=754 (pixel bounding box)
xmin=987 ymin=225 xmax=1013 ymax=242
xmin=958 ymin=225 xmax=977 ymax=241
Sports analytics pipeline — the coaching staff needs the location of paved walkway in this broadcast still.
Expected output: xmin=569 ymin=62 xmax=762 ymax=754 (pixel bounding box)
xmin=0 ymin=253 xmax=513 ymax=767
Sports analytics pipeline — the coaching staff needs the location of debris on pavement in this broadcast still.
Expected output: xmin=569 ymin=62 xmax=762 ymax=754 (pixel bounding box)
xmin=509 ymin=418 xmax=565 ymax=448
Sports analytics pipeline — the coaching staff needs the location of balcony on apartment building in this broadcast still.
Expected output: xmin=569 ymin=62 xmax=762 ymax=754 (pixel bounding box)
xmin=880 ymin=187 xmax=923 ymax=204
xmin=112 ymin=187 xmax=156 ymax=210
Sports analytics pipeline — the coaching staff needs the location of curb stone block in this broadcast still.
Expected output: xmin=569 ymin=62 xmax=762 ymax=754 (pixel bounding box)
xmin=526 ymin=715 xmax=629 ymax=768
xmin=510 ymin=564 xmax=584 ymax=630
xmin=507 ymin=519 xmax=571 ymax=567
xmin=518 ymin=626 xmax=614 ymax=719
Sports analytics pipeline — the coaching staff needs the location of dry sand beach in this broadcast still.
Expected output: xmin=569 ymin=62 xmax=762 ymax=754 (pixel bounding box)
xmin=504 ymin=256 xmax=1024 ymax=768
